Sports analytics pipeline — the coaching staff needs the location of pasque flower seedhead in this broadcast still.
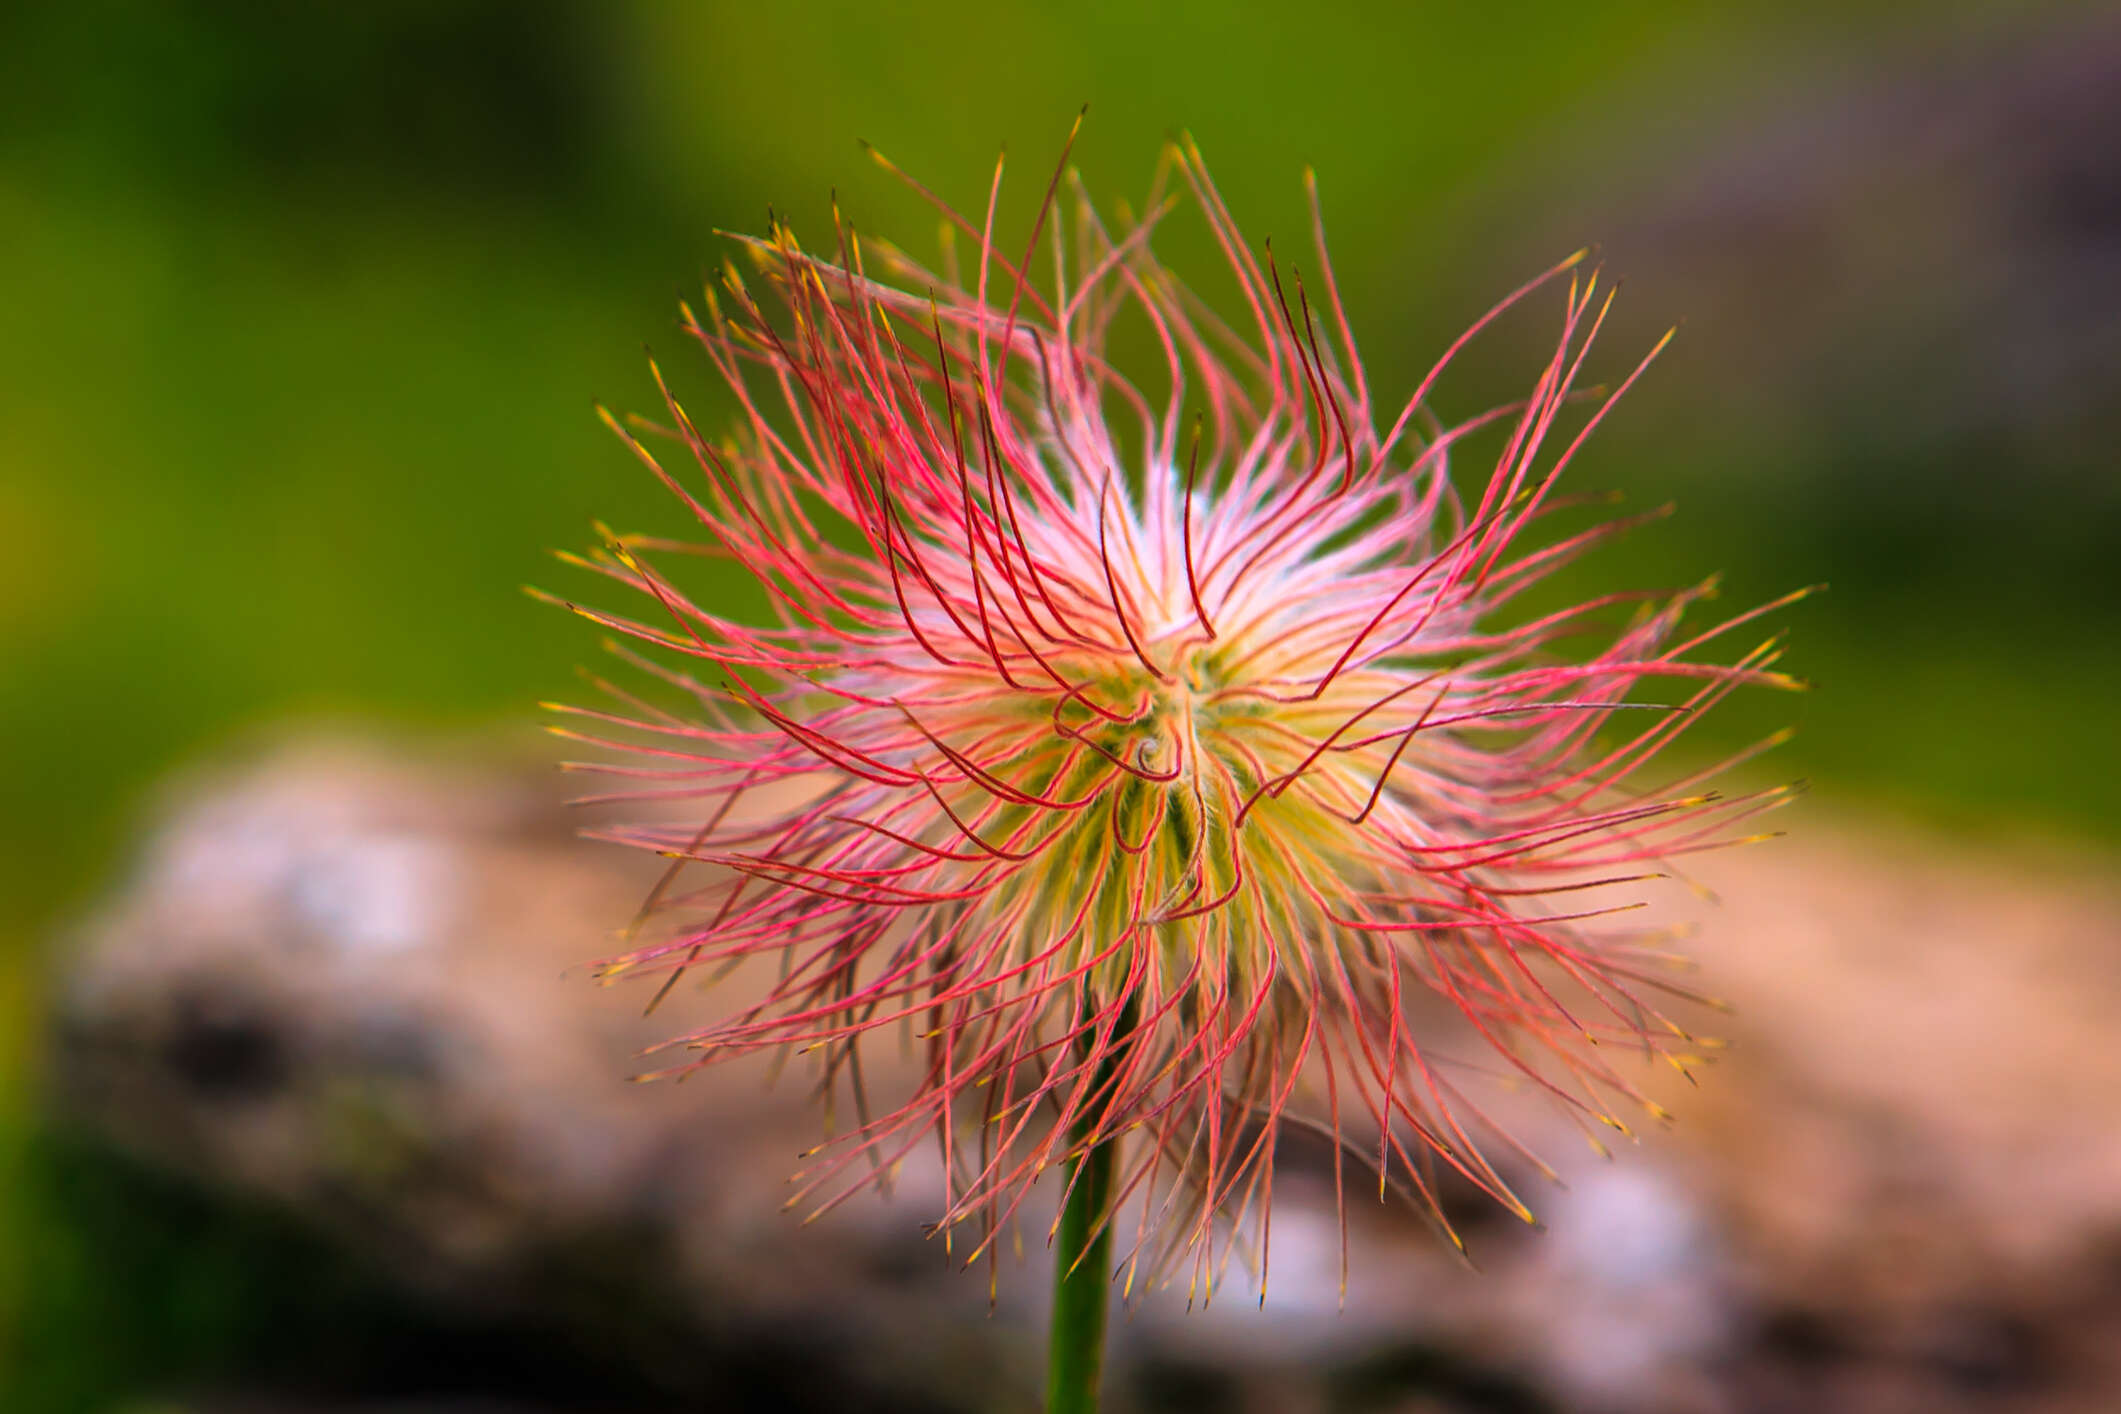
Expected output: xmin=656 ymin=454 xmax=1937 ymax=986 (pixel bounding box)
xmin=544 ymin=127 xmax=1803 ymax=1301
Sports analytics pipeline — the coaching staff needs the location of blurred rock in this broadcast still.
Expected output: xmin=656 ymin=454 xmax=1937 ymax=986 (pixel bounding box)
xmin=49 ymin=736 xmax=2121 ymax=1412
xmin=50 ymin=737 xmax=1018 ymax=1413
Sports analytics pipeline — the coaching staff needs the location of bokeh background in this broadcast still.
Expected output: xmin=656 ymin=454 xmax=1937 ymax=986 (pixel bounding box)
xmin=5 ymin=2 xmax=2118 ymax=1410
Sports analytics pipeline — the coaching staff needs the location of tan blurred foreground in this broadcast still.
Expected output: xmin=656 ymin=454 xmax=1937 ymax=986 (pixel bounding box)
xmin=49 ymin=737 xmax=2121 ymax=1413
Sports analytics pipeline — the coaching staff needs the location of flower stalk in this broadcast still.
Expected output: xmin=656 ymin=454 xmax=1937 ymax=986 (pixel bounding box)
xmin=1046 ymin=995 xmax=1136 ymax=1414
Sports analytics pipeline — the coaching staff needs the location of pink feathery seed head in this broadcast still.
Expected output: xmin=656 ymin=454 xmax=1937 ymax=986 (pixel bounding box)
xmin=543 ymin=124 xmax=1806 ymax=1300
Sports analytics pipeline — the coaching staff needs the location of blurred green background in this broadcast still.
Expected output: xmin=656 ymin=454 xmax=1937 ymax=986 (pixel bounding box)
xmin=4 ymin=1 xmax=2116 ymax=1408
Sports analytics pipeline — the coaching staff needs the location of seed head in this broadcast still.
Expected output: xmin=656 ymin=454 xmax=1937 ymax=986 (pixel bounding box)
xmin=545 ymin=132 xmax=1802 ymax=1300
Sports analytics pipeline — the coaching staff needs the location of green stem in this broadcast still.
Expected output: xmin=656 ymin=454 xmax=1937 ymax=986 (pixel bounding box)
xmin=1046 ymin=997 xmax=1136 ymax=1414
xmin=1045 ymin=1123 xmax=1118 ymax=1414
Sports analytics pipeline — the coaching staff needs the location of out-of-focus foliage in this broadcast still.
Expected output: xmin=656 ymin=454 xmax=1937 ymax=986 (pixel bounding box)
xmin=2 ymin=2 xmax=2113 ymax=1408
